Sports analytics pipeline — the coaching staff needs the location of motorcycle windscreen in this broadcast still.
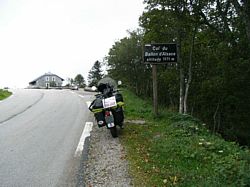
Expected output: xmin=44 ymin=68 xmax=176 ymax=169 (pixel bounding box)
xmin=97 ymin=77 xmax=117 ymax=89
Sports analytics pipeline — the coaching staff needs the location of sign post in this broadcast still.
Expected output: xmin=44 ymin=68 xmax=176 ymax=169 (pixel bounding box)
xmin=143 ymin=43 xmax=177 ymax=115
xmin=152 ymin=64 xmax=158 ymax=115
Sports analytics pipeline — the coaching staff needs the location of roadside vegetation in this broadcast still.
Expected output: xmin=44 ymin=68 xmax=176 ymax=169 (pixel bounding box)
xmin=106 ymin=1 xmax=250 ymax=146
xmin=121 ymin=89 xmax=250 ymax=186
xmin=0 ymin=89 xmax=11 ymax=100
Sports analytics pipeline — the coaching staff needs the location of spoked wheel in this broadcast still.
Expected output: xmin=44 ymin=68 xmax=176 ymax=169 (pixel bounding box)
xmin=110 ymin=126 xmax=118 ymax=138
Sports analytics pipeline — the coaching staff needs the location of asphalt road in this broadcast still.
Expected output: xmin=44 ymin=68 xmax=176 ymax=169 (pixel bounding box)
xmin=0 ymin=89 xmax=95 ymax=186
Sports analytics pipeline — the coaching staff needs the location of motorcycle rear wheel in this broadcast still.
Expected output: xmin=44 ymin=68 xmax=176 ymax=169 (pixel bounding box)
xmin=110 ymin=126 xmax=118 ymax=138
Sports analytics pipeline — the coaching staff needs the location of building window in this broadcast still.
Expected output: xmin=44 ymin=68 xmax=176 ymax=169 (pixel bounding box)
xmin=52 ymin=77 xmax=56 ymax=81
xmin=46 ymin=76 xmax=49 ymax=81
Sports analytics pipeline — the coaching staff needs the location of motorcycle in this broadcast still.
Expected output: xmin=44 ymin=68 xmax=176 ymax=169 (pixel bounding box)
xmin=88 ymin=82 xmax=124 ymax=138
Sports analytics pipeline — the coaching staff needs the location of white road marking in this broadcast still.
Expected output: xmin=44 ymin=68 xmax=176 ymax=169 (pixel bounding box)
xmin=74 ymin=122 xmax=93 ymax=157
xmin=78 ymin=94 xmax=84 ymax=98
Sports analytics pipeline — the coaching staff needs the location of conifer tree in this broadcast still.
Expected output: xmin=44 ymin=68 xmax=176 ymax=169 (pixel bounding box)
xmin=88 ymin=61 xmax=103 ymax=87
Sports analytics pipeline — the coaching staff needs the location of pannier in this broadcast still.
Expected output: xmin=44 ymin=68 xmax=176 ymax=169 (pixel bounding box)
xmin=89 ymin=98 xmax=105 ymax=127
xmin=94 ymin=111 xmax=106 ymax=127
xmin=112 ymin=106 xmax=124 ymax=125
xmin=114 ymin=93 xmax=124 ymax=107
xmin=90 ymin=98 xmax=103 ymax=113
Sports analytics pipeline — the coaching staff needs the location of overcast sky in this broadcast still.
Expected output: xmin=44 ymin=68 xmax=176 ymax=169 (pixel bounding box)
xmin=0 ymin=0 xmax=145 ymax=88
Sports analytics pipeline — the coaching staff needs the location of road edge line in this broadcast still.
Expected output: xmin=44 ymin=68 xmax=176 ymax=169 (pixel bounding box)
xmin=74 ymin=122 xmax=93 ymax=157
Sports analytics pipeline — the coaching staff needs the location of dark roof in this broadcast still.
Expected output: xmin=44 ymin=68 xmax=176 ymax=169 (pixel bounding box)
xmin=29 ymin=73 xmax=64 ymax=84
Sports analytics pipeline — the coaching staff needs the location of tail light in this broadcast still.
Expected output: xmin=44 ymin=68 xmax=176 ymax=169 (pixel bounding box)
xmin=105 ymin=111 xmax=111 ymax=116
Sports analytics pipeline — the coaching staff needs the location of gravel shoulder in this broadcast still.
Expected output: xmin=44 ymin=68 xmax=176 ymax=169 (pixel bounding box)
xmin=84 ymin=123 xmax=133 ymax=187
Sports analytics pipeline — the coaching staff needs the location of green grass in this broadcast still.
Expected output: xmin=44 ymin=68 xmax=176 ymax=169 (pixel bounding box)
xmin=122 ymin=89 xmax=153 ymax=120
xmin=0 ymin=89 xmax=11 ymax=100
xmin=120 ymin=89 xmax=250 ymax=186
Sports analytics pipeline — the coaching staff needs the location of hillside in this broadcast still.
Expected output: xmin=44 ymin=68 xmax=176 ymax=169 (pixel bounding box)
xmin=121 ymin=89 xmax=250 ymax=186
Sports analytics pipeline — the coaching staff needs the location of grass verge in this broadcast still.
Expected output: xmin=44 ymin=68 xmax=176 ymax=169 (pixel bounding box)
xmin=0 ymin=89 xmax=12 ymax=100
xmin=120 ymin=89 xmax=250 ymax=186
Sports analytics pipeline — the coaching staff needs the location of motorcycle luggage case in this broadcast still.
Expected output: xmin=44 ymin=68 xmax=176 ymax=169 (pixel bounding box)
xmin=115 ymin=93 xmax=123 ymax=102
xmin=115 ymin=93 xmax=124 ymax=107
xmin=113 ymin=107 xmax=124 ymax=125
xmin=94 ymin=111 xmax=106 ymax=127
xmin=91 ymin=98 xmax=104 ymax=113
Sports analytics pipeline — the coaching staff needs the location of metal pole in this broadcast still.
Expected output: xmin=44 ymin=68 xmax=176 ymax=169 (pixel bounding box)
xmin=152 ymin=64 xmax=158 ymax=115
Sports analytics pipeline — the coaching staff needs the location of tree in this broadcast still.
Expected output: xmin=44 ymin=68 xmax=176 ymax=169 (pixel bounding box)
xmin=232 ymin=0 xmax=250 ymax=50
xmin=74 ymin=74 xmax=86 ymax=88
xmin=65 ymin=77 xmax=74 ymax=87
xmin=104 ymin=0 xmax=250 ymax=145
xmin=140 ymin=0 xmax=197 ymax=114
xmin=106 ymin=30 xmax=151 ymax=96
xmin=140 ymin=0 xmax=250 ymax=145
xmin=88 ymin=61 xmax=103 ymax=87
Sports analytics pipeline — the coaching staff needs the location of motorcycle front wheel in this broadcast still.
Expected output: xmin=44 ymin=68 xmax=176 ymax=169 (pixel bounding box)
xmin=110 ymin=126 xmax=118 ymax=138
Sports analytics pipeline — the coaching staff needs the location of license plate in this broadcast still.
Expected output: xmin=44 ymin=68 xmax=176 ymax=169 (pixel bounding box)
xmin=102 ymin=96 xmax=117 ymax=109
xmin=107 ymin=122 xmax=115 ymax=128
xmin=105 ymin=114 xmax=115 ymax=128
